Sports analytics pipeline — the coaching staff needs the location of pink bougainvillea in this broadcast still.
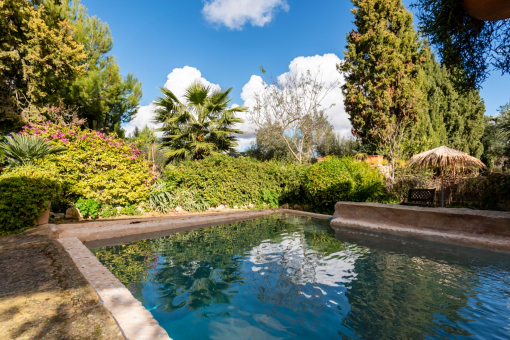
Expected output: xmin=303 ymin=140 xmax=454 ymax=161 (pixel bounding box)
xmin=22 ymin=122 xmax=158 ymax=205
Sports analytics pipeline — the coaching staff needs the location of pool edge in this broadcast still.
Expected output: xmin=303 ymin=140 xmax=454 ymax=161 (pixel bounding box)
xmin=58 ymin=237 xmax=171 ymax=340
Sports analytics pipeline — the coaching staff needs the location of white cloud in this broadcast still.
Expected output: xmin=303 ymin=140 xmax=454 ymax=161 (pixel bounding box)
xmin=124 ymin=66 xmax=221 ymax=136
xmin=163 ymin=66 xmax=221 ymax=102
xmin=123 ymin=103 xmax=159 ymax=136
xmin=202 ymin=0 xmax=289 ymax=30
xmin=232 ymin=75 xmax=267 ymax=149
xmin=237 ymin=53 xmax=352 ymax=150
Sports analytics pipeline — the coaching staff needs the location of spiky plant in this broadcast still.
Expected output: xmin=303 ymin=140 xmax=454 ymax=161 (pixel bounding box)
xmin=153 ymin=82 xmax=246 ymax=164
xmin=0 ymin=134 xmax=67 ymax=167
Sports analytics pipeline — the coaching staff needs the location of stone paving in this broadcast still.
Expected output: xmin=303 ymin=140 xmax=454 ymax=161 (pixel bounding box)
xmin=58 ymin=237 xmax=171 ymax=340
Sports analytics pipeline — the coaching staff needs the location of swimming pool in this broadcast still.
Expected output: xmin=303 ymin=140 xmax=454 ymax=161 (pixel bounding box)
xmin=91 ymin=214 xmax=510 ymax=339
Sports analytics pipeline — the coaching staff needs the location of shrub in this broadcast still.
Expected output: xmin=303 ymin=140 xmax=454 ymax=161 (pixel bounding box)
xmin=174 ymin=189 xmax=210 ymax=212
xmin=0 ymin=166 xmax=61 ymax=236
xmin=21 ymin=122 xmax=158 ymax=205
xmin=261 ymin=188 xmax=279 ymax=208
xmin=98 ymin=204 xmax=142 ymax=219
xmin=119 ymin=205 xmax=142 ymax=216
xmin=304 ymin=157 xmax=387 ymax=213
xmin=75 ymin=198 xmax=101 ymax=219
xmin=100 ymin=205 xmax=119 ymax=219
xmin=165 ymin=155 xmax=307 ymax=209
xmin=0 ymin=134 xmax=67 ymax=167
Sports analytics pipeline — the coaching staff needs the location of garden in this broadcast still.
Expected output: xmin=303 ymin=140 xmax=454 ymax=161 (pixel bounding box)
xmin=2 ymin=0 xmax=510 ymax=339
xmin=1 ymin=0 xmax=509 ymax=237
xmin=1 ymin=117 xmax=509 ymax=237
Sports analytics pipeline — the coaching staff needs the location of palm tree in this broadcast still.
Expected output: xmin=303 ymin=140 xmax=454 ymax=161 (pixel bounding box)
xmin=153 ymin=82 xmax=246 ymax=163
xmin=0 ymin=134 xmax=67 ymax=167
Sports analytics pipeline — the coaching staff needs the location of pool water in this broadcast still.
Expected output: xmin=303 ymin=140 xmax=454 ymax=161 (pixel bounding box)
xmin=91 ymin=214 xmax=510 ymax=339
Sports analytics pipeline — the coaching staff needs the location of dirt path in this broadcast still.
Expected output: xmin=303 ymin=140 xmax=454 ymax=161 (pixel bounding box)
xmin=0 ymin=226 xmax=124 ymax=340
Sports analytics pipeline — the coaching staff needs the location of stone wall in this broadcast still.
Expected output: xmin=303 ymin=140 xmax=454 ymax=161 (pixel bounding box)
xmin=331 ymin=202 xmax=510 ymax=253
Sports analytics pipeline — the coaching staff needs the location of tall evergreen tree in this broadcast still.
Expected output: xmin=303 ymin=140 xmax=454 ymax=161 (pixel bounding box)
xmin=56 ymin=0 xmax=142 ymax=132
xmin=341 ymin=0 xmax=486 ymax=164
xmin=340 ymin=0 xmax=426 ymax=171
xmin=0 ymin=0 xmax=142 ymax=133
xmin=420 ymin=44 xmax=485 ymax=157
xmin=0 ymin=0 xmax=87 ymax=133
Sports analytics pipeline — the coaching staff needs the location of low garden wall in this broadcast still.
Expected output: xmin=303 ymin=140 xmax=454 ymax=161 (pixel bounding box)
xmin=331 ymin=202 xmax=510 ymax=253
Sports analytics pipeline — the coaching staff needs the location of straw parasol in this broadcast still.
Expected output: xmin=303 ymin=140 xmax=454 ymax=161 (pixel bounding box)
xmin=407 ymin=146 xmax=486 ymax=207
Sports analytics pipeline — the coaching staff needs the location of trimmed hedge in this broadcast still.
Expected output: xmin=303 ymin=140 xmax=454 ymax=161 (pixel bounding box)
xmin=0 ymin=166 xmax=61 ymax=236
xmin=166 ymin=155 xmax=307 ymax=208
xmin=304 ymin=157 xmax=388 ymax=213
xmin=164 ymin=155 xmax=388 ymax=214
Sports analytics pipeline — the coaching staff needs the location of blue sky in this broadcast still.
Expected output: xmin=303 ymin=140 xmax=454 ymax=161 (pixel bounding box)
xmin=81 ymin=0 xmax=509 ymax=147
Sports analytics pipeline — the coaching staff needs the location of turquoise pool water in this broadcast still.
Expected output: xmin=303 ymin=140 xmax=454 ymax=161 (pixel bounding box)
xmin=91 ymin=214 xmax=510 ymax=339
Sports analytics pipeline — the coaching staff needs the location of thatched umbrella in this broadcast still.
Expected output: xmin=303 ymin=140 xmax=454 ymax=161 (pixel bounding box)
xmin=407 ymin=146 xmax=486 ymax=207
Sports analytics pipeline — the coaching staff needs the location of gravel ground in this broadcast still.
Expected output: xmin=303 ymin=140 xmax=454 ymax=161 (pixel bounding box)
xmin=0 ymin=225 xmax=124 ymax=340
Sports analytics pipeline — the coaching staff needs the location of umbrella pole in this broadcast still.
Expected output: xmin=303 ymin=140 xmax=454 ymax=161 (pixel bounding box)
xmin=441 ymin=170 xmax=444 ymax=208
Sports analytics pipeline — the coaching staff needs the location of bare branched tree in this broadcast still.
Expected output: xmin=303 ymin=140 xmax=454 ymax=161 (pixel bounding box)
xmin=45 ymin=101 xmax=86 ymax=127
xmin=248 ymin=69 xmax=339 ymax=163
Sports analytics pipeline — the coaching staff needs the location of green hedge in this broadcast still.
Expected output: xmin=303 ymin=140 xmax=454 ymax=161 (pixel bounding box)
xmin=163 ymin=155 xmax=388 ymax=214
xmin=165 ymin=155 xmax=307 ymax=208
xmin=0 ymin=166 xmax=61 ymax=236
xmin=304 ymin=157 xmax=388 ymax=213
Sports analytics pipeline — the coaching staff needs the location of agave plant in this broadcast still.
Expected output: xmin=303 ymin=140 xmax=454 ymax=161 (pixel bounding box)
xmin=147 ymin=181 xmax=176 ymax=213
xmin=0 ymin=134 xmax=67 ymax=167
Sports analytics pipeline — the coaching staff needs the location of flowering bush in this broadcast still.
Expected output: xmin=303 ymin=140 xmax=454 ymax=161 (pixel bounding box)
xmin=22 ymin=122 xmax=158 ymax=205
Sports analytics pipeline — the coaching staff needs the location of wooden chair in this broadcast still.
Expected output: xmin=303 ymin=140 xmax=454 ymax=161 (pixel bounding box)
xmin=401 ymin=189 xmax=436 ymax=207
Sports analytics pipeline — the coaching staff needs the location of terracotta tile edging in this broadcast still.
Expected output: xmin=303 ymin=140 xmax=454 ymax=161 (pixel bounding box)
xmin=58 ymin=237 xmax=171 ymax=340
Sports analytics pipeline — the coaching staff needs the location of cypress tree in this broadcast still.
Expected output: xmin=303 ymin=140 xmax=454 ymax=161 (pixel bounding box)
xmin=448 ymin=89 xmax=485 ymax=157
xmin=340 ymin=0 xmax=426 ymax=161
xmin=341 ymin=0 xmax=486 ymax=161
xmin=420 ymin=44 xmax=485 ymax=157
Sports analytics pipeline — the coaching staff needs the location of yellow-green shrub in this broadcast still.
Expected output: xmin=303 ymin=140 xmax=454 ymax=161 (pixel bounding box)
xmin=165 ymin=155 xmax=307 ymax=208
xmin=304 ymin=157 xmax=388 ymax=213
xmin=21 ymin=122 xmax=158 ymax=205
xmin=0 ymin=166 xmax=61 ymax=236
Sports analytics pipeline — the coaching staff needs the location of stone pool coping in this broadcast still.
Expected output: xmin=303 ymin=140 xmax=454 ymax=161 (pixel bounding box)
xmin=331 ymin=202 xmax=510 ymax=254
xmin=53 ymin=209 xmax=299 ymax=340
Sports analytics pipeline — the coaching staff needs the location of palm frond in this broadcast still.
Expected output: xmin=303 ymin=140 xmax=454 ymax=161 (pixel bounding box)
xmin=184 ymin=82 xmax=210 ymax=106
xmin=0 ymin=134 xmax=67 ymax=166
xmin=154 ymin=83 xmax=247 ymax=162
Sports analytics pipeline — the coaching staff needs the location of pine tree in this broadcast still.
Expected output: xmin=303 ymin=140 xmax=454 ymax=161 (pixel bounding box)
xmin=58 ymin=0 xmax=142 ymax=132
